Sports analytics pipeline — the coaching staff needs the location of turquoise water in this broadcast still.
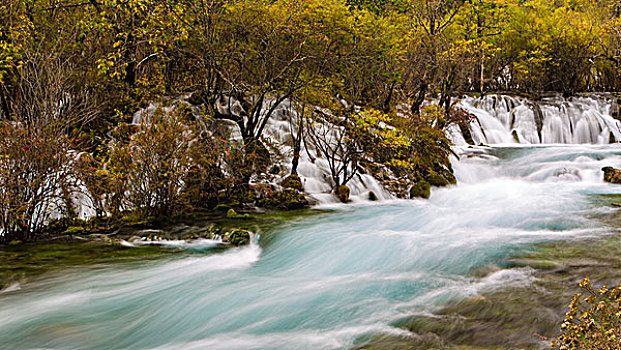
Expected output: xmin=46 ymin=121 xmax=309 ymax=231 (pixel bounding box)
xmin=1 ymin=145 xmax=621 ymax=349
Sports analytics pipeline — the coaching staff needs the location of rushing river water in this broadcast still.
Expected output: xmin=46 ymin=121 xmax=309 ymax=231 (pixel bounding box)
xmin=2 ymin=145 xmax=621 ymax=350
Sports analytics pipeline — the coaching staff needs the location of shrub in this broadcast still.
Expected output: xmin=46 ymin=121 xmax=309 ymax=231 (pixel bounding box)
xmin=552 ymin=276 xmax=621 ymax=350
xmin=0 ymin=122 xmax=78 ymax=242
xmin=107 ymin=108 xmax=197 ymax=218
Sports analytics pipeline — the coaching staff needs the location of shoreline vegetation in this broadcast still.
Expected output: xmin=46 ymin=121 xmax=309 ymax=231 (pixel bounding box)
xmin=3 ymin=0 xmax=621 ymax=243
xmin=0 ymin=208 xmax=326 ymax=290
xmin=3 ymin=0 xmax=621 ymax=348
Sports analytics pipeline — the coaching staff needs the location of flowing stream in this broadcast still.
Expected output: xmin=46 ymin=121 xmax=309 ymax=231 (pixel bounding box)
xmin=2 ymin=144 xmax=621 ymax=349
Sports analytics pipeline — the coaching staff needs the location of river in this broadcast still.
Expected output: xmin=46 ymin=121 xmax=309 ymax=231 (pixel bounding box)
xmin=1 ymin=144 xmax=621 ymax=349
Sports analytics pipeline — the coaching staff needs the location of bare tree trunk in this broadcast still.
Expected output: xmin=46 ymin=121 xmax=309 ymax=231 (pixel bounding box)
xmin=411 ymin=81 xmax=428 ymax=115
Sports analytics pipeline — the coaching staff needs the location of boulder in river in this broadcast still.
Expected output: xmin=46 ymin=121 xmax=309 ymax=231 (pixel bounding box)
xmin=410 ymin=180 xmax=431 ymax=199
xmin=602 ymin=167 xmax=621 ymax=184
xmin=256 ymin=189 xmax=309 ymax=209
xmin=227 ymin=229 xmax=251 ymax=246
xmin=335 ymin=185 xmax=350 ymax=203
xmin=368 ymin=191 xmax=378 ymax=201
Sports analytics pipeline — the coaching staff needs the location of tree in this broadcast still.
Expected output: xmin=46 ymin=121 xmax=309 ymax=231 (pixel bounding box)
xmin=306 ymin=109 xmax=364 ymax=189
xmin=110 ymin=107 xmax=197 ymax=218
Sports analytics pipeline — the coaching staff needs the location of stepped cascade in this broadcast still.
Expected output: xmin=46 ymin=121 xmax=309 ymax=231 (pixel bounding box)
xmin=447 ymin=94 xmax=621 ymax=145
xmin=1 ymin=145 xmax=620 ymax=349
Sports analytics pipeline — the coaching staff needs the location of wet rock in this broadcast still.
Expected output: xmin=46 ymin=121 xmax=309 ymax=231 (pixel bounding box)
xmin=282 ymin=173 xmax=304 ymax=191
xmin=368 ymin=191 xmax=378 ymax=201
xmin=410 ymin=181 xmax=431 ymax=199
xmin=512 ymin=129 xmax=520 ymax=143
xmin=602 ymin=166 xmax=621 ymax=184
xmin=226 ymin=229 xmax=251 ymax=246
xmin=335 ymin=185 xmax=350 ymax=203
xmin=62 ymin=226 xmax=85 ymax=235
xmin=427 ymin=171 xmax=454 ymax=187
xmin=256 ymin=189 xmax=309 ymax=210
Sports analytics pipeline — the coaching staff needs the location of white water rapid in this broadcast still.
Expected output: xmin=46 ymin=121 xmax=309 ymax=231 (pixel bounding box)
xmin=448 ymin=94 xmax=621 ymax=145
xmin=2 ymin=143 xmax=621 ymax=349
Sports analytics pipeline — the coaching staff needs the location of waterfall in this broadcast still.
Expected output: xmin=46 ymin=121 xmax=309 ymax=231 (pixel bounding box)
xmin=130 ymin=93 xmax=621 ymax=206
xmin=447 ymin=94 xmax=621 ymax=145
xmin=4 ymin=145 xmax=621 ymax=350
xmin=256 ymin=103 xmax=392 ymax=205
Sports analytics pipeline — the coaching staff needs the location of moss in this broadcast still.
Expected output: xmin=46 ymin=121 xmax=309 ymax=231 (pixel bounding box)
xmin=227 ymin=229 xmax=251 ymax=246
xmin=282 ymin=173 xmax=304 ymax=191
xmin=226 ymin=208 xmax=250 ymax=218
xmin=443 ymin=170 xmax=457 ymax=185
xmin=410 ymin=180 xmax=430 ymax=199
xmin=335 ymin=185 xmax=350 ymax=203
xmin=256 ymin=189 xmax=309 ymax=210
xmin=602 ymin=166 xmax=621 ymax=184
xmin=427 ymin=172 xmax=452 ymax=187
xmin=62 ymin=226 xmax=85 ymax=235
xmin=0 ymin=240 xmax=174 ymax=289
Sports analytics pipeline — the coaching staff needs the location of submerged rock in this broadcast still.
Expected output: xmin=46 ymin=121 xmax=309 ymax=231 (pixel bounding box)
xmin=335 ymin=185 xmax=350 ymax=203
xmin=410 ymin=181 xmax=431 ymax=199
xmin=602 ymin=166 xmax=621 ymax=184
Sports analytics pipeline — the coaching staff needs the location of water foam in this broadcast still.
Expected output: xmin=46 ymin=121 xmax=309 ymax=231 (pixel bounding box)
xmin=1 ymin=145 xmax=621 ymax=349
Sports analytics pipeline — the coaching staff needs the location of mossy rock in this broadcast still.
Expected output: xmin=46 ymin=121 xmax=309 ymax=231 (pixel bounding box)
xmin=227 ymin=229 xmax=251 ymax=246
xmin=427 ymin=170 xmax=457 ymax=187
xmin=282 ymin=173 xmax=304 ymax=191
xmin=256 ymin=189 xmax=309 ymax=210
xmin=602 ymin=166 xmax=621 ymax=184
xmin=226 ymin=208 xmax=250 ymax=218
xmin=427 ymin=173 xmax=449 ymax=187
xmin=443 ymin=171 xmax=457 ymax=185
xmin=368 ymin=191 xmax=378 ymax=201
xmin=410 ymin=180 xmax=431 ymax=199
xmin=63 ymin=226 xmax=86 ymax=235
xmin=335 ymin=185 xmax=350 ymax=203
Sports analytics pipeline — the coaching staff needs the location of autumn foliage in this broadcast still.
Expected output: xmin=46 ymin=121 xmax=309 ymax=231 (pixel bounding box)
xmin=553 ymin=276 xmax=621 ymax=350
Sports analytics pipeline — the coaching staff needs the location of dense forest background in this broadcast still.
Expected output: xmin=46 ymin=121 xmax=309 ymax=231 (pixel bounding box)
xmin=1 ymin=0 xmax=621 ymax=241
